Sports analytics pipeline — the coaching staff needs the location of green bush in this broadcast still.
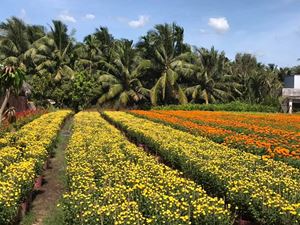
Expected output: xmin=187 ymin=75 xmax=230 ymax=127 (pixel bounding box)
xmin=152 ymin=101 xmax=278 ymax=112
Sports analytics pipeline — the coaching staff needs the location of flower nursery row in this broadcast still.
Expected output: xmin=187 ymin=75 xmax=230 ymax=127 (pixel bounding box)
xmin=204 ymin=111 xmax=300 ymax=132
xmin=130 ymin=110 xmax=300 ymax=166
xmin=0 ymin=110 xmax=72 ymax=224
xmin=62 ymin=112 xmax=233 ymax=225
xmin=156 ymin=110 xmax=300 ymax=148
xmin=103 ymin=111 xmax=300 ymax=225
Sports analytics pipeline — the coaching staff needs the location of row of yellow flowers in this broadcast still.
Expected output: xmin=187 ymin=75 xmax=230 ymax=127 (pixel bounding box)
xmin=0 ymin=110 xmax=71 ymax=224
xmin=62 ymin=112 xmax=233 ymax=225
xmin=103 ymin=111 xmax=300 ymax=225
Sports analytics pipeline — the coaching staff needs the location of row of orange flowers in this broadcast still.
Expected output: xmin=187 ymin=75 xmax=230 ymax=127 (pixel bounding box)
xmin=214 ymin=111 xmax=300 ymax=131
xmin=130 ymin=110 xmax=300 ymax=166
xmin=157 ymin=110 xmax=300 ymax=149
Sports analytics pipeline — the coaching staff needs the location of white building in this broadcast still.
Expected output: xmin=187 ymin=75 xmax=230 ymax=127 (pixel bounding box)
xmin=282 ymin=75 xmax=300 ymax=113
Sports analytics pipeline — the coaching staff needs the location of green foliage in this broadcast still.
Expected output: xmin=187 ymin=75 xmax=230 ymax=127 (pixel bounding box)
xmin=152 ymin=101 xmax=278 ymax=112
xmin=184 ymin=47 xmax=241 ymax=104
xmin=25 ymin=20 xmax=75 ymax=81
xmin=0 ymin=17 xmax=31 ymax=68
xmin=69 ymin=72 xmax=102 ymax=111
xmin=138 ymin=23 xmax=191 ymax=105
xmin=98 ymin=39 xmax=150 ymax=108
xmin=30 ymin=71 xmax=101 ymax=111
xmin=0 ymin=65 xmax=25 ymax=94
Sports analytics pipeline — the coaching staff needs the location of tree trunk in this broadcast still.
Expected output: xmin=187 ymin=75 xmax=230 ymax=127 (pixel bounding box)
xmin=204 ymin=90 xmax=209 ymax=105
xmin=0 ymin=88 xmax=11 ymax=126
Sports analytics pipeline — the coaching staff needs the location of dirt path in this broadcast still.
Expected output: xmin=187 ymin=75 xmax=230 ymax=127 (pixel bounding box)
xmin=21 ymin=117 xmax=73 ymax=225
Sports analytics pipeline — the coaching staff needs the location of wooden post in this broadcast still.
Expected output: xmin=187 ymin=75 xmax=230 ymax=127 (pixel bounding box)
xmin=288 ymin=99 xmax=293 ymax=114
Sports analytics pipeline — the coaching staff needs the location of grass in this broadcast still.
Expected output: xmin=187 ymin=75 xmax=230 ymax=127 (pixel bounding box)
xmin=42 ymin=200 xmax=66 ymax=225
xmin=20 ymin=212 xmax=36 ymax=225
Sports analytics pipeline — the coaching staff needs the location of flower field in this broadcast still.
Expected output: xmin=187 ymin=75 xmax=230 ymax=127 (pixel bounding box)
xmin=130 ymin=110 xmax=300 ymax=167
xmin=1 ymin=109 xmax=299 ymax=225
xmin=62 ymin=112 xmax=233 ymax=225
xmin=0 ymin=110 xmax=71 ymax=224
xmin=103 ymin=111 xmax=300 ymax=225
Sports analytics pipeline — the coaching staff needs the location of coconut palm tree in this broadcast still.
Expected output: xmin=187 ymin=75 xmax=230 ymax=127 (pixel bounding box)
xmin=94 ymin=27 xmax=114 ymax=60
xmin=185 ymin=47 xmax=241 ymax=104
xmin=27 ymin=25 xmax=46 ymax=43
xmin=232 ymin=53 xmax=259 ymax=102
xmin=138 ymin=23 xmax=191 ymax=105
xmin=98 ymin=39 xmax=151 ymax=108
xmin=26 ymin=20 xmax=74 ymax=80
xmin=73 ymin=34 xmax=102 ymax=74
xmin=248 ymin=64 xmax=282 ymax=104
xmin=0 ymin=17 xmax=30 ymax=68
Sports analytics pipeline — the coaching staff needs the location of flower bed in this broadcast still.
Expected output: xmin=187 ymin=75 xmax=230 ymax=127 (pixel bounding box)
xmin=130 ymin=110 xmax=300 ymax=168
xmin=0 ymin=110 xmax=72 ymax=224
xmin=62 ymin=112 xmax=233 ymax=225
xmin=103 ymin=111 xmax=300 ymax=225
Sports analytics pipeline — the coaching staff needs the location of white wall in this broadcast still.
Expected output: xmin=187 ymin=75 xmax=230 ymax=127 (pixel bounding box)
xmin=294 ymin=75 xmax=300 ymax=88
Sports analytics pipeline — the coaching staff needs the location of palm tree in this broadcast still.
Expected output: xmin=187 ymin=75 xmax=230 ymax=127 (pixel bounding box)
xmin=185 ymin=47 xmax=241 ymax=104
xmin=73 ymin=34 xmax=102 ymax=74
xmin=138 ymin=23 xmax=192 ymax=105
xmin=26 ymin=20 xmax=74 ymax=80
xmin=248 ymin=64 xmax=282 ymax=104
xmin=232 ymin=53 xmax=259 ymax=102
xmin=27 ymin=25 xmax=46 ymax=43
xmin=94 ymin=27 xmax=114 ymax=60
xmin=98 ymin=39 xmax=150 ymax=108
xmin=0 ymin=17 xmax=30 ymax=68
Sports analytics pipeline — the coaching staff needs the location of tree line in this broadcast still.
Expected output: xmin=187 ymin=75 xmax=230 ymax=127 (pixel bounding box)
xmin=1 ymin=17 xmax=300 ymax=111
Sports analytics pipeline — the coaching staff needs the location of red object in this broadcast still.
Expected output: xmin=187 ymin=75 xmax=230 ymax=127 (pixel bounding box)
xmin=34 ymin=175 xmax=43 ymax=189
xmin=15 ymin=109 xmax=46 ymax=119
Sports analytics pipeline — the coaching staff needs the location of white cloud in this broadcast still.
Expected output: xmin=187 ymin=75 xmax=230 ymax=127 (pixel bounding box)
xmin=128 ymin=15 xmax=149 ymax=28
xmin=208 ymin=17 xmax=230 ymax=34
xmin=85 ymin=14 xmax=95 ymax=20
xmin=58 ymin=10 xmax=76 ymax=23
xmin=20 ymin=9 xmax=26 ymax=19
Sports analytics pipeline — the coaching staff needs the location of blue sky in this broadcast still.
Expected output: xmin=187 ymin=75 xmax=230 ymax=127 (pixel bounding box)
xmin=1 ymin=0 xmax=300 ymax=67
